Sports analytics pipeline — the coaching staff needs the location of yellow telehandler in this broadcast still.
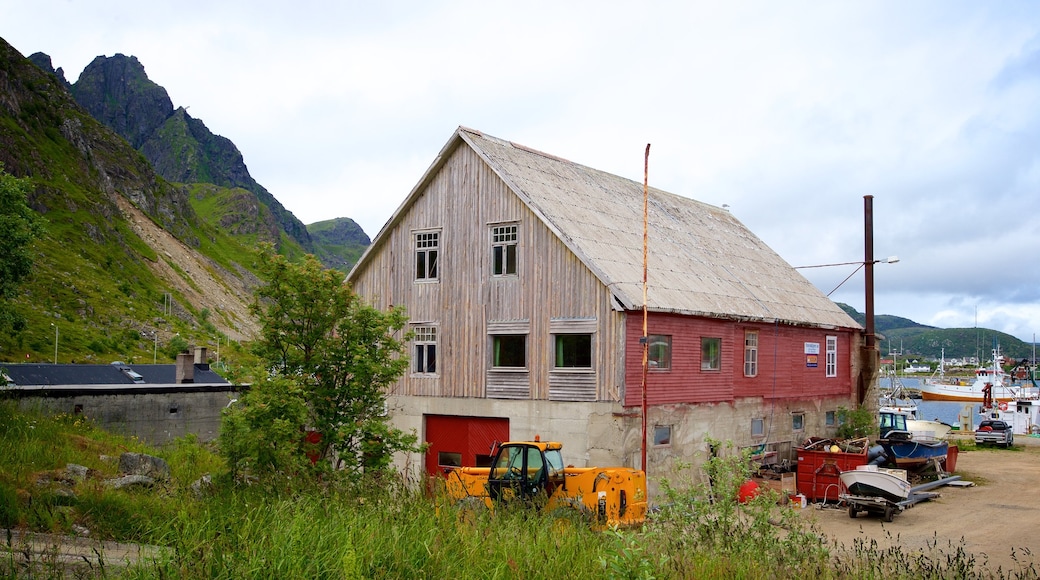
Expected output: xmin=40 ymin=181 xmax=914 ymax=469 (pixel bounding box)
xmin=442 ymin=437 xmax=647 ymax=529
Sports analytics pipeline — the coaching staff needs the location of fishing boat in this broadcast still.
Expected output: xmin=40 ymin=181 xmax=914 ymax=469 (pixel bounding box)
xmin=920 ymin=348 xmax=1018 ymax=403
xmin=877 ymin=411 xmax=949 ymax=470
xmin=839 ymin=464 xmax=911 ymax=503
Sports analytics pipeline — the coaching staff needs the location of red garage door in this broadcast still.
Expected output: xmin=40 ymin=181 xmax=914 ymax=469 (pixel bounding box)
xmin=424 ymin=415 xmax=509 ymax=476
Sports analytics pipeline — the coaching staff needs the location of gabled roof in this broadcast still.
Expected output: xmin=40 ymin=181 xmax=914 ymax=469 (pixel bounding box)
xmin=351 ymin=127 xmax=859 ymax=330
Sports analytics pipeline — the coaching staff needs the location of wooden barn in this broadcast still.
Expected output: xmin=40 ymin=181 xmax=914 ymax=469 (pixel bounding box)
xmin=345 ymin=127 xmax=866 ymax=488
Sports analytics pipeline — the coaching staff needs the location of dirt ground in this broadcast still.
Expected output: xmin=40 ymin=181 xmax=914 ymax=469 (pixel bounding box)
xmin=803 ymin=434 xmax=1040 ymax=572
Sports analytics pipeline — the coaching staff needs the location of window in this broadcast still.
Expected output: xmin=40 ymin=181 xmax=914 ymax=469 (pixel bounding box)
xmin=413 ymin=326 xmax=437 ymax=374
xmin=751 ymin=418 xmax=765 ymax=437
xmin=491 ymin=224 xmax=518 ymax=276
xmin=653 ymin=425 xmax=672 ymax=446
xmin=826 ymin=411 xmax=836 ymax=426
xmin=825 ymin=335 xmax=837 ymax=377
xmin=792 ymin=413 xmax=805 ymax=432
xmin=415 ymin=231 xmax=439 ymax=281
xmin=648 ymin=335 xmax=671 ymax=369
xmin=701 ymin=337 xmax=721 ymax=371
xmin=437 ymin=452 xmax=461 ymax=467
xmin=744 ymin=331 xmax=758 ymax=377
xmin=555 ymin=334 xmax=592 ymax=368
xmin=492 ymin=334 xmax=526 ymax=368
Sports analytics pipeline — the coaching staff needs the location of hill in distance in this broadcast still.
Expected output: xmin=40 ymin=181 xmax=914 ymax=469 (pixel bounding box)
xmin=836 ymin=303 xmax=1035 ymax=363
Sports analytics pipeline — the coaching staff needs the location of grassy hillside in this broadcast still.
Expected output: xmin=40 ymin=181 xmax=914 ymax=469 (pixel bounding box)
xmin=837 ymin=303 xmax=1034 ymax=361
xmin=0 ymin=38 xmax=263 ymax=364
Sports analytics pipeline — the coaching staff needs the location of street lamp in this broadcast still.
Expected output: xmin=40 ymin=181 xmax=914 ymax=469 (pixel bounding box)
xmin=795 ymin=256 xmax=900 ymax=296
xmin=51 ymin=323 xmax=58 ymax=364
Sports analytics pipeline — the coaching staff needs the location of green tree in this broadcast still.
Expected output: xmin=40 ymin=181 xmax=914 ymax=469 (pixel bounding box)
xmin=0 ymin=167 xmax=44 ymax=333
xmin=221 ymin=245 xmax=418 ymax=481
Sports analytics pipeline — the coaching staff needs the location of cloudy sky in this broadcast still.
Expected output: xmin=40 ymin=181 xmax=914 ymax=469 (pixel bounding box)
xmin=5 ymin=1 xmax=1040 ymax=345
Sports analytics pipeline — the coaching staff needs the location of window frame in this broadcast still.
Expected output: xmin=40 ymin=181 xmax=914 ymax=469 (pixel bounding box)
xmin=751 ymin=417 xmax=765 ymax=438
xmin=554 ymin=333 xmax=593 ymax=369
xmin=647 ymin=334 xmax=672 ymax=370
xmin=653 ymin=425 xmax=672 ymax=446
xmin=414 ymin=230 xmax=440 ymax=282
xmin=412 ymin=325 xmax=438 ymax=375
xmin=792 ymin=412 xmax=805 ymax=432
xmin=825 ymin=335 xmax=837 ymax=377
xmin=701 ymin=337 xmax=721 ymax=371
xmin=491 ymin=223 xmax=518 ymax=277
xmin=744 ymin=330 xmax=758 ymax=377
xmin=491 ymin=334 xmax=527 ymax=369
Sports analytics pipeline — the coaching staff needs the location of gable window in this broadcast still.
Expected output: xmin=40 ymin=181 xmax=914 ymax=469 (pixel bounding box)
xmin=701 ymin=337 xmax=721 ymax=371
xmin=491 ymin=224 xmax=518 ymax=276
xmin=648 ymin=335 xmax=671 ymax=370
xmin=744 ymin=331 xmax=758 ymax=377
xmin=415 ymin=231 xmax=439 ymax=281
xmin=413 ymin=325 xmax=437 ymax=374
xmin=555 ymin=334 xmax=592 ymax=368
xmin=825 ymin=335 xmax=837 ymax=377
xmin=492 ymin=334 xmax=526 ymax=368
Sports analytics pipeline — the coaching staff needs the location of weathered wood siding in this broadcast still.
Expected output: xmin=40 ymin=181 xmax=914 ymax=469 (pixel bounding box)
xmin=349 ymin=144 xmax=626 ymax=402
xmin=622 ymin=312 xmax=855 ymax=406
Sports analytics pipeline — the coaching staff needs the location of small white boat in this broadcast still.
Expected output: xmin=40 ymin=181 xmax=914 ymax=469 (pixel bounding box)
xmin=839 ymin=465 xmax=911 ymax=503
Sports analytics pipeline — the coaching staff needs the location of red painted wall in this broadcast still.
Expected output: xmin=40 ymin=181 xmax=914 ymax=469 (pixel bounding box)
xmin=622 ymin=312 xmax=855 ymax=407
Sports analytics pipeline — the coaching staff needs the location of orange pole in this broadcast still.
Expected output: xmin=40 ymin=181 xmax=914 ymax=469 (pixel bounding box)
xmin=641 ymin=144 xmax=650 ymax=473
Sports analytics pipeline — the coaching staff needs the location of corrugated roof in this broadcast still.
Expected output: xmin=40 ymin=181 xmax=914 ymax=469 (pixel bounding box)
xmin=354 ymin=127 xmax=860 ymax=330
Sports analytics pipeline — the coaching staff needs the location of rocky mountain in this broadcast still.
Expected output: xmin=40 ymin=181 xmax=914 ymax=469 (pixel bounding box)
xmin=0 ymin=37 xmax=260 ymax=363
xmin=67 ymin=53 xmax=313 ymax=253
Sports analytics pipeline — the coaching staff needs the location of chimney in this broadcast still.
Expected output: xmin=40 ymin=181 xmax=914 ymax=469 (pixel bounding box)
xmin=176 ymin=353 xmax=195 ymax=383
xmin=194 ymin=347 xmax=209 ymax=370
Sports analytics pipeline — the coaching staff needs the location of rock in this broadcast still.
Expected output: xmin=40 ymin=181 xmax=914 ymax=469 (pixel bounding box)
xmin=190 ymin=474 xmax=213 ymax=497
xmin=66 ymin=463 xmax=89 ymax=481
xmin=118 ymin=452 xmax=170 ymax=480
xmin=106 ymin=475 xmax=155 ymax=489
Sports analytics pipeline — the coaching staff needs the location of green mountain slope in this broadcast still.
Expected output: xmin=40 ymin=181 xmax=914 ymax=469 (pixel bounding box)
xmin=836 ymin=303 xmax=1034 ymax=361
xmin=307 ymin=217 xmax=370 ymax=272
xmin=0 ymin=37 xmax=260 ymax=363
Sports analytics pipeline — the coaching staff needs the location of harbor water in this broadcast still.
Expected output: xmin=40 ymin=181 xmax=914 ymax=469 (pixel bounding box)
xmin=881 ymin=377 xmax=981 ymax=429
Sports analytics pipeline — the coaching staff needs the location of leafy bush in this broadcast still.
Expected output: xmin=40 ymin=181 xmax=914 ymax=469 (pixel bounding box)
xmin=836 ymin=406 xmax=876 ymax=439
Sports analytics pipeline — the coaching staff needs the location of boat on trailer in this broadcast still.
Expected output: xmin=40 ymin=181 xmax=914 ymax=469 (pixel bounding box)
xmin=839 ymin=465 xmax=911 ymax=503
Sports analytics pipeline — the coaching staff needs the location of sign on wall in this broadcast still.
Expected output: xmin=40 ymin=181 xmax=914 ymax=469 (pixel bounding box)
xmin=804 ymin=342 xmax=820 ymax=368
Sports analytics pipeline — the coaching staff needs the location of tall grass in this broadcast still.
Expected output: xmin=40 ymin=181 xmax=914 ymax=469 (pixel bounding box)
xmin=2 ymin=402 xmax=1038 ymax=579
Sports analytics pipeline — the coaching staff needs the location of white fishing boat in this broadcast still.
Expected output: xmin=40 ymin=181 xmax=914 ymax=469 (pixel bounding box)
xmin=839 ymin=465 xmax=911 ymax=503
xmin=920 ymin=348 xmax=1018 ymax=403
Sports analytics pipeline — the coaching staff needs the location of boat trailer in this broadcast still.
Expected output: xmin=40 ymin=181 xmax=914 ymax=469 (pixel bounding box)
xmin=841 ymin=475 xmax=960 ymax=522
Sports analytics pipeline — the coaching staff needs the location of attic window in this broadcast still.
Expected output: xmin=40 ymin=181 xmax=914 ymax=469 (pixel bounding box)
xmin=415 ymin=230 xmax=440 ymax=281
xmin=491 ymin=224 xmax=518 ymax=276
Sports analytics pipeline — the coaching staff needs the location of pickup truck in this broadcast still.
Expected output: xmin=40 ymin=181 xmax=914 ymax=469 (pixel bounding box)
xmin=975 ymin=420 xmax=1014 ymax=447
